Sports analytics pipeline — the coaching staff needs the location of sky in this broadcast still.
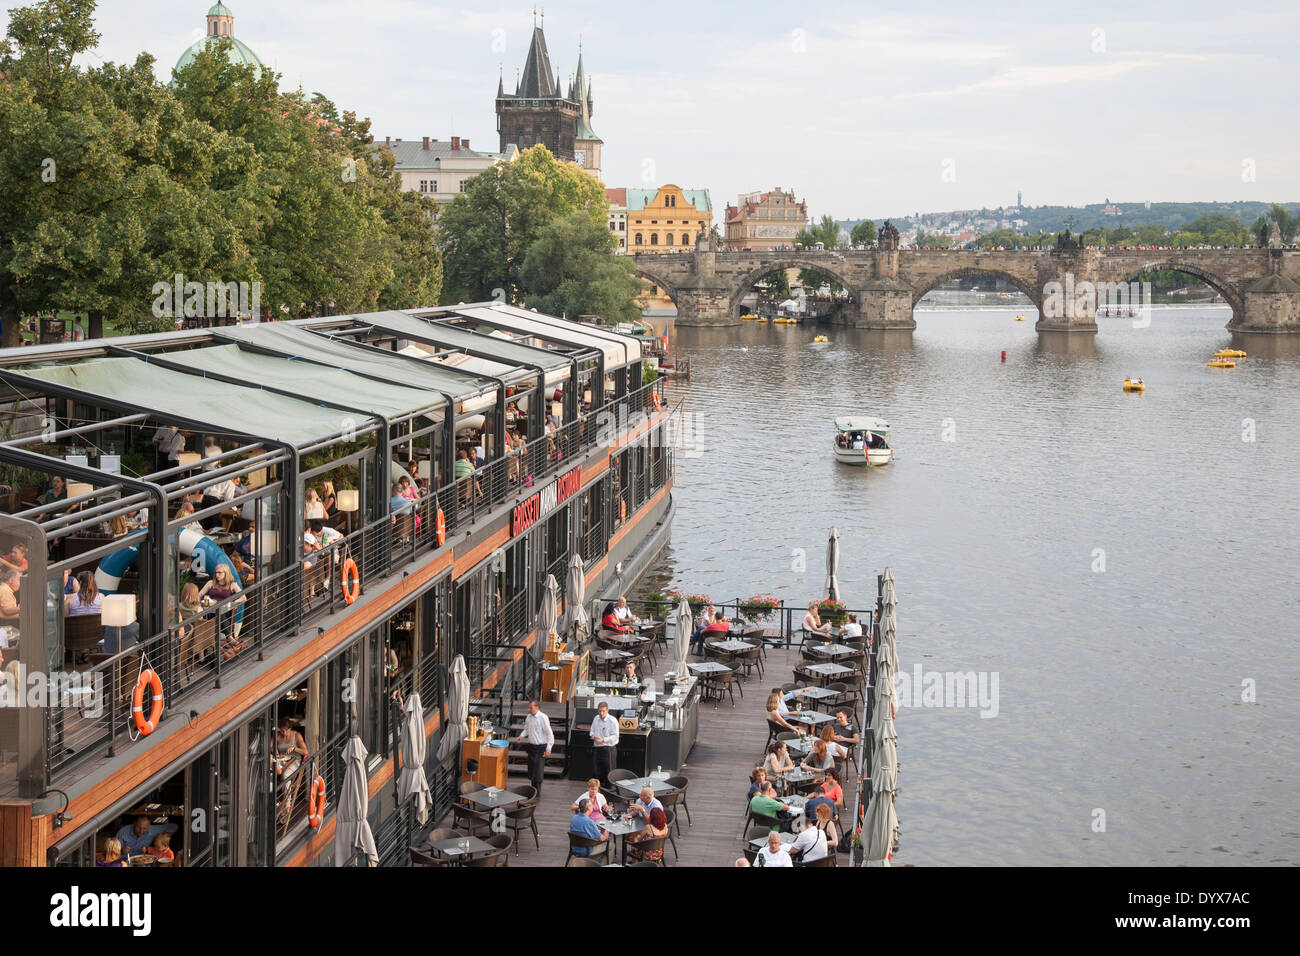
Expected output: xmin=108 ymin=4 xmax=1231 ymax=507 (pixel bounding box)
xmin=12 ymin=0 xmax=1300 ymax=222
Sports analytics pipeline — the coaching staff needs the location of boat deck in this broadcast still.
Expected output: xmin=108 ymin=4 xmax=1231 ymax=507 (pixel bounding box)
xmin=425 ymin=642 xmax=861 ymax=867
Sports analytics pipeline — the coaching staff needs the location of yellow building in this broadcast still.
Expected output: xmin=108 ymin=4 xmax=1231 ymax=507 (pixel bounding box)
xmin=617 ymin=185 xmax=712 ymax=313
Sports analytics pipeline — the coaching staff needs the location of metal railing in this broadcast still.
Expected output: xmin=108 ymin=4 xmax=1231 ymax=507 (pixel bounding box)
xmin=622 ymin=598 xmax=875 ymax=649
xmin=42 ymin=377 xmax=671 ymax=784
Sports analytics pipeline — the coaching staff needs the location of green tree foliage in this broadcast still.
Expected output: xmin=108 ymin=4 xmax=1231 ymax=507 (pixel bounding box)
xmin=518 ymin=211 xmax=642 ymax=323
xmin=437 ymin=145 xmax=607 ymax=303
xmin=849 ymin=220 xmax=876 ymax=246
xmin=914 ymin=230 xmax=953 ymax=249
xmin=794 ymin=215 xmax=844 ymax=293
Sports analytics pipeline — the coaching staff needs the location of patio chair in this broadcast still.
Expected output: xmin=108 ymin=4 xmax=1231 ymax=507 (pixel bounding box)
xmin=425 ymin=827 xmax=463 ymax=844
xmin=608 ymin=768 xmax=636 ymax=785
xmin=799 ymin=854 xmax=837 ymax=867
xmin=660 ymin=807 xmax=680 ymax=862
xmin=625 ymin=834 xmax=669 ymax=867
xmin=565 ymin=832 xmax=613 ymax=866
xmin=664 ymin=775 xmax=692 ymax=829
xmin=569 ymin=857 xmax=603 ymax=868
xmin=459 ymin=781 xmax=486 ymax=801
xmin=504 ymin=801 xmax=540 ymax=854
xmin=452 ymin=802 xmax=493 ymax=836
xmin=410 ymin=847 xmax=450 ymax=867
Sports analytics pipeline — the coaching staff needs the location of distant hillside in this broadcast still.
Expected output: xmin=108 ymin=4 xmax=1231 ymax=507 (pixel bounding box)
xmin=841 ymin=201 xmax=1300 ymax=235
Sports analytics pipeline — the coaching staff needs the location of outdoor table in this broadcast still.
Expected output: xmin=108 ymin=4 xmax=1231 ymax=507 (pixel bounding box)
xmin=598 ymin=814 xmax=648 ymax=864
xmin=794 ymin=686 xmax=837 ymax=703
xmin=711 ymin=639 xmax=756 ymax=653
xmin=463 ymin=787 xmax=527 ymax=810
xmin=808 ymin=643 xmax=855 ymax=658
xmin=785 ymin=737 xmax=813 ymax=758
xmin=686 ymin=661 xmax=731 ymax=675
xmin=592 ymin=649 xmax=632 ymax=661
xmin=788 ymin=709 xmax=836 ymax=728
xmin=749 ymin=830 xmax=797 ymax=851
xmin=603 ymin=633 xmax=648 ymax=647
xmin=783 ymin=794 xmax=810 ymax=818
xmin=804 ymin=662 xmax=853 ymax=684
xmin=614 ymin=776 xmax=676 ymax=797
xmin=780 ymin=767 xmax=824 ymax=787
xmin=428 ymin=834 xmax=495 ymax=863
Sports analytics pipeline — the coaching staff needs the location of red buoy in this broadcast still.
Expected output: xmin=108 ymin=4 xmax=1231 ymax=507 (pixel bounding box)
xmin=1001 ymin=350 xmax=1007 ymax=363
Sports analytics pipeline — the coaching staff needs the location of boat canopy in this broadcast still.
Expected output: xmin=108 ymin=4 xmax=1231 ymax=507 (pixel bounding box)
xmin=834 ymin=415 xmax=891 ymax=435
xmin=449 ymin=304 xmax=638 ymax=369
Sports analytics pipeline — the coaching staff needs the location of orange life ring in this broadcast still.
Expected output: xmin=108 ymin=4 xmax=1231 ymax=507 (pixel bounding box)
xmin=131 ymin=668 xmax=163 ymax=736
xmin=308 ymin=775 xmax=326 ymax=828
xmin=620 ymin=500 xmax=627 ymax=522
xmin=652 ymin=392 xmax=662 ymax=412
xmin=435 ymin=507 xmax=446 ymax=547
xmin=341 ymin=557 xmax=360 ymax=605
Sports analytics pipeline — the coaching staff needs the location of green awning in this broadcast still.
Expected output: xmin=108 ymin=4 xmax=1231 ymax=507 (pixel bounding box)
xmin=195 ymin=344 xmax=446 ymax=421
xmin=360 ymin=310 xmax=571 ymax=376
xmin=215 ymin=322 xmax=496 ymax=400
xmin=15 ymin=357 xmax=359 ymax=447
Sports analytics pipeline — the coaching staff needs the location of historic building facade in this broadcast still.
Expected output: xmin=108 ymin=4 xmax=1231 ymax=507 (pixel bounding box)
xmin=386 ymin=136 xmax=518 ymax=207
xmin=495 ymin=21 xmax=602 ymax=179
xmin=174 ymin=2 xmax=265 ymax=77
xmin=623 ymin=185 xmax=713 ymax=254
xmin=723 ymin=188 xmax=808 ymax=251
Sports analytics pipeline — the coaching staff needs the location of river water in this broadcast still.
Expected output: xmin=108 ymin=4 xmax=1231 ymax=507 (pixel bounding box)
xmin=639 ymin=306 xmax=1300 ymax=866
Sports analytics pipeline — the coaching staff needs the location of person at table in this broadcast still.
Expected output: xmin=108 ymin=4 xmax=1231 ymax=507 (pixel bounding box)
xmin=601 ymin=602 xmax=631 ymax=635
xmin=304 ymin=487 xmax=327 ymax=522
xmin=146 ymin=832 xmax=175 ymax=863
xmin=801 ymin=738 xmax=836 ymax=772
xmin=755 ymin=829 xmax=793 ymax=867
xmin=842 ymin=613 xmax=863 ymax=639
xmin=688 ymin=601 xmax=716 ymax=650
xmin=201 ymin=473 xmax=242 ymax=514
xmin=230 ymin=550 xmax=255 ymax=586
xmin=613 ymin=596 xmax=639 ymax=626
xmin=0 ymin=543 xmax=29 ymax=574
xmin=174 ymin=499 xmax=202 ymax=534
xmin=766 ymin=692 xmax=803 ymax=733
xmin=773 ymin=686 xmax=810 ymax=716
xmin=815 ymin=767 xmax=845 ymax=810
xmin=198 ymin=564 xmax=244 ymax=641
xmin=790 ymin=806 xmax=831 ymax=864
xmin=748 ymin=766 xmax=770 ymax=798
xmin=571 ymin=778 xmax=608 ymax=819
xmin=39 ymin=475 xmax=68 ymax=508
xmin=320 ymin=480 xmax=338 ymax=520
xmin=627 ymin=806 xmax=669 ymax=863
xmin=568 ymin=798 xmax=608 ymax=856
xmin=589 ymin=700 xmax=619 ymax=784
xmin=96 ymin=837 xmax=126 ymax=868
xmin=765 ymin=741 xmax=798 ymax=781
xmin=832 ymin=709 xmax=860 ymax=749
xmin=749 ymin=781 xmax=792 ymax=824
xmin=517 ymin=698 xmax=555 ymax=793
xmin=0 ymin=568 xmax=21 ymax=623
xmin=629 ymin=786 xmax=663 ymax=821
xmin=453 ymin=449 xmax=482 ymax=500
xmin=803 ymin=601 xmax=833 ymax=636
xmin=620 ymin=659 xmax=640 ymax=685
xmin=115 ymin=815 xmax=178 ymax=857
xmin=309 ymin=519 xmax=343 ymax=553
xmin=819 ymin=723 xmax=849 ymax=760
xmin=691 ymin=609 xmax=729 ymax=654
xmin=62 ymin=570 xmax=101 ymax=618
xmin=274 ymin=716 xmax=309 ymax=778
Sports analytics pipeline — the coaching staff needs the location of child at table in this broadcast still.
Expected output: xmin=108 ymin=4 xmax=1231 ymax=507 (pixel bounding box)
xmin=145 ymin=832 xmax=174 ymax=863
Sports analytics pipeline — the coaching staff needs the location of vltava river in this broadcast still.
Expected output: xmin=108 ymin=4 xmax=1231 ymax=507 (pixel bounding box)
xmin=641 ymin=306 xmax=1300 ymax=866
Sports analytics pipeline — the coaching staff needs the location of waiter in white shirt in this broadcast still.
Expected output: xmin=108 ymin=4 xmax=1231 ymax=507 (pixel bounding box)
xmin=516 ymin=698 xmax=554 ymax=792
xmin=589 ymin=700 xmax=620 ymax=785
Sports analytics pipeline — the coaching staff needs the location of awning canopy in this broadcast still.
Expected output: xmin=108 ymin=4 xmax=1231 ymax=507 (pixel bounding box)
xmin=356 ymin=310 xmax=572 ymax=386
xmin=487 ymin=303 xmax=642 ymax=365
xmin=14 ymin=357 xmax=358 ymax=447
xmin=450 ymin=305 xmax=636 ymax=370
xmin=194 ymin=344 xmax=447 ymax=421
xmin=215 ymin=322 xmax=496 ymax=402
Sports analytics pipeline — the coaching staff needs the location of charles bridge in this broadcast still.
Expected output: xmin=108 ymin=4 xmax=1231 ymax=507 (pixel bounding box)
xmin=633 ymin=234 xmax=1300 ymax=333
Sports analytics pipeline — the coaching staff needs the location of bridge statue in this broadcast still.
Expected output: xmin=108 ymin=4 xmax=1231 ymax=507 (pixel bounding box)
xmin=877 ymin=220 xmax=900 ymax=250
xmin=1055 ymin=229 xmax=1081 ymax=252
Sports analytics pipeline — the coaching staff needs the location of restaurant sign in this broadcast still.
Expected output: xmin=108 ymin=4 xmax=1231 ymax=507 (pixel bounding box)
xmin=512 ymin=466 xmax=583 ymax=536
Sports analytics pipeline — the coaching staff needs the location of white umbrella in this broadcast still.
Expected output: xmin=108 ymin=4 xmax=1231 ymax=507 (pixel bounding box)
xmin=437 ymin=655 xmax=470 ymax=762
xmin=825 ymin=527 xmax=840 ymax=604
xmin=539 ymin=573 xmax=560 ymax=645
xmin=334 ymin=736 xmax=379 ymax=867
xmin=861 ymin=792 xmax=898 ymax=867
xmin=559 ymin=553 xmax=590 ymax=646
xmin=673 ymin=598 xmax=693 ymax=676
xmin=868 ymin=656 xmax=895 ymax=734
xmin=397 ymin=693 xmax=432 ymax=826
xmin=871 ymin=733 xmax=898 ymax=794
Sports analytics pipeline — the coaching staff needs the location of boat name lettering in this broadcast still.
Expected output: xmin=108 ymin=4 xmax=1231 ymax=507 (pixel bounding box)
xmin=512 ymin=467 xmax=582 ymax=535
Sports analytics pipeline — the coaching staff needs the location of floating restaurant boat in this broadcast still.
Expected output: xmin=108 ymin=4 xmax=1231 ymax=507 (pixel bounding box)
xmin=0 ymin=303 xmax=676 ymax=866
xmin=833 ymin=415 xmax=893 ymax=466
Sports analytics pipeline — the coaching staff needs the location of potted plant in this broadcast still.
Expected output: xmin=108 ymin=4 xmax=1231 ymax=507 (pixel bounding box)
xmin=817 ymin=599 xmax=847 ymax=626
xmin=851 ymin=831 xmax=864 ymax=865
xmin=739 ymin=594 xmax=780 ymax=622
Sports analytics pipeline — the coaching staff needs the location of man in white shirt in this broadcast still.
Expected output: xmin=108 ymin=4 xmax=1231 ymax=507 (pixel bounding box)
xmin=589 ymin=700 xmax=620 ymax=784
xmin=165 ymin=429 xmax=187 ymax=467
xmin=202 ymin=474 xmax=241 ymax=514
xmin=517 ymin=698 xmax=554 ymax=792
xmin=789 ymin=821 xmax=828 ymax=863
xmin=151 ymin=424 xmax=178 ymax=473
xmin=613 ymin=595 xmax=638 ymax=626
xmin=629 ymin=786 xmax=663 ymax=822
xmin=842 ymin=614 xmax=863 ymax=639
xmin=755 ymin=830 xmax=793 ymax=867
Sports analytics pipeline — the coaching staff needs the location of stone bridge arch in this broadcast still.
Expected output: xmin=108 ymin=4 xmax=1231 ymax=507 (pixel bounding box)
xmin=906 ymin=266 xmax=1045 ymax=316
xmin=724 ymin=256 xmax=860 ymax=317
xmin=633 ymin=264 xmax=682 ymax=313
xmin=1097 ymin=257 xmax=1244 ymax=320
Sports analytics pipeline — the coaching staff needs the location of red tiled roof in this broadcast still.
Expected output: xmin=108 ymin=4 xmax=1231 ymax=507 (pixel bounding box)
xmin=606 ymin=188 xmax=627 ymax=205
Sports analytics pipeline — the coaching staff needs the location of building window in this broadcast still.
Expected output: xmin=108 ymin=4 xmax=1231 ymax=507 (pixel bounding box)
xmin=650 ymin=234 xmax=658 ymax=246
xmin=459 ymin=180 xmax=468 ymax=192
xmin=665 ymin=233 xmax=673 ymax=245
xmin=609 ymin=222 xmax=616 ymax=231
xmin=619 ymin=222 xmax=625 ymax=231
xmin=635 ymin=233 xmax=643 ymax=246
xmin=682 ymin=234 xmax=690 ymax=246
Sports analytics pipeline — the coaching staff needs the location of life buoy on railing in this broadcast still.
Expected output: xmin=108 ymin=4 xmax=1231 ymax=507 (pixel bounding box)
xmin=308 ymin=776 xmax=326 ymax=828
xmin=652 ymin=392 xmax=662 ymax=412
xmin=435 ymin=507 xmax=446 ymax=547
xmin=131 ymin=668 xmax=163 ymax=736
xmin=341 ymin=557 xmax=360 ymax=605
xmin=620 ymin=500 xmax=627 ymax=523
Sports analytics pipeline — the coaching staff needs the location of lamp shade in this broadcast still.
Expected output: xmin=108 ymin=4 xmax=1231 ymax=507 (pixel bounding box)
xmin=551 ymin=402 xmax=563 ymax=419
xmin=336 ymin=489 xmax=359 ymax=513
xmin=65 ymin=481 xmax=93 ymax=500
xmin=177 ymin=452 xmax=201 ymax=468
xmin=245 ymin=468 xmax=268 ymax=489
xmin=416 ymin=461 xmax=430 ymax=480
xmin=101 ymin=594 xmax=137 ymax=628
xmin=258 ymin=530 xmax=279 ymax=557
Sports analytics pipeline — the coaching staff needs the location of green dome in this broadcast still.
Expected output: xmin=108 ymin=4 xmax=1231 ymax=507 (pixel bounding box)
xmin=174 ymin=34 xmax=264 ymax=77
xmin=208 ymin=2 xmax=234 ymax=15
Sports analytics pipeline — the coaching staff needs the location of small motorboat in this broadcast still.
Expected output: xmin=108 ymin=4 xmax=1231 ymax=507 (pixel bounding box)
xmin=812 ymin=335 xmax=829 ymax=344
xmin=833 ymin=415 xmax=893 ymax=466
xmin=1207 ymin=359 xmax=1236 ymax=368
xmin=741 ymin=313 xmax=758 ymax=320
xmin=1214 ymin=349 xmax=1247 ymax=358
xmin=1014 ymin=315 xmax=1027 ymax=322
xmin=1122 ymin=378 xmax=1145 ymax=392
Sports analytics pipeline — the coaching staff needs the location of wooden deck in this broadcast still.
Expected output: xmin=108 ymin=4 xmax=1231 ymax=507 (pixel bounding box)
xmin=424 ymin=642 xmax=860 ymax=867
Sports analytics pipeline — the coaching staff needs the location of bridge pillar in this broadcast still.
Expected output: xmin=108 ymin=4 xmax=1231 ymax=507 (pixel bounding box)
xmin=853 ymin=281 xmax=916 ymax=330
xmin=1036 ymin=249 xmax=1099 ymax=333
xmin=674 ymin=282 xmax=740 ymax=326
xmin=1228 ymin=274 xmax=1300 ymax=333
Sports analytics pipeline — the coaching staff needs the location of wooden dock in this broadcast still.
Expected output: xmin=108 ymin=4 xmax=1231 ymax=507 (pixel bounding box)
xmin=425 ymin=642 xmax=860 ymax=867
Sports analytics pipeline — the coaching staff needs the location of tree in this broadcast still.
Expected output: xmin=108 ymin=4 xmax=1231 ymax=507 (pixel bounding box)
xmin=914 ymin=230 xmax=952 ymax=249
xmin=518 ymin=211 xmax=642 ymax=323
xmin=1267 ymin=204 xmax=1296 ymax=243
xmin=437 ymin=145 xmax=606 ymax=303
xmin=849 ymin=220 xmax=876 ymax=247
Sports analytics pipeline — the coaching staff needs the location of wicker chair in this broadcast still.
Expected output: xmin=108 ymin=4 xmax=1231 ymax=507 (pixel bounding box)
xmin=466 ymin=832 xmax=512 ymax=867
xmin=565 ymin=831 xmax=613 ymax=866
xmin=504 ymin=800 xmax=540 ymax=854
xmin=569 ymin=857 xmax=603 ymax=868
xmin=625 ymin=833 xmax=669 ymax=867
xmin=452 ymin=802 xmax=492 ymax=836
xmin=664 ymin=775 xmax=691 ymax=829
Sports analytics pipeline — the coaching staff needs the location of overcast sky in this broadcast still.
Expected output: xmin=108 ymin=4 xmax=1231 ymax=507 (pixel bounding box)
xmin=13 ymin=0 xmax=1300 ymax=221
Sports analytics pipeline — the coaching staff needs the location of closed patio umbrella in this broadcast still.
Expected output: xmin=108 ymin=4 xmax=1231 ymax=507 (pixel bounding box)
xmin=871 ymin=733 xmax=898 ymax=794
xmin=825 ymin=527 xmax=840 ymax=604
xmin=559 ymin=553 xmax=590 ymax=646
xmin=673 ymin=597 xmax=693 ymax=676
xmin=437 ymin=655 xmax=470 ymax=763
xmin=539 ymin=573 xmax=560 ymax=646
xmin=397 ymin=693 xmax=432 ymax=826
xmin=334 ymin=736 xmax=379 ymax=867
xmin=861 ymin=791 xmax=898 ymax=867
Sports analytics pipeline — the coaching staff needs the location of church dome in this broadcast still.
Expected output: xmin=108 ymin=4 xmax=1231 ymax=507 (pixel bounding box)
xmin=174 ymin=2 xmax=264 ymax=78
